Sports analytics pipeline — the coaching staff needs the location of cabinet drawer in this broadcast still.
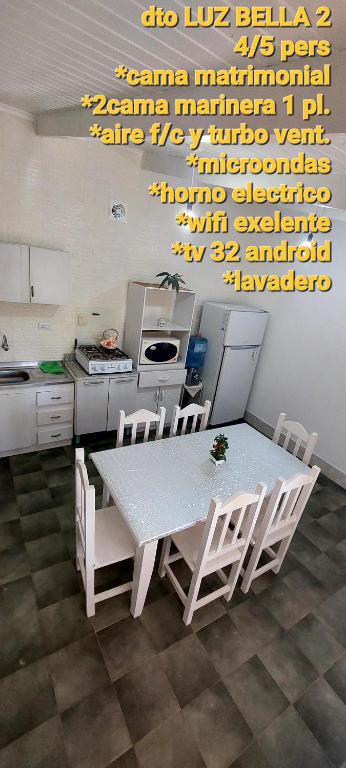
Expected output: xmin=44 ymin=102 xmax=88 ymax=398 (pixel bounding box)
xmin=38 ymin=424 xmax=73 ymax=445
xmin=37 ymin=407 xmax=73 ymax=426
xmin=36 ymin=384 xmax=74 ymax=407
xmin=138 ymin=369 xmax=186 ymax=389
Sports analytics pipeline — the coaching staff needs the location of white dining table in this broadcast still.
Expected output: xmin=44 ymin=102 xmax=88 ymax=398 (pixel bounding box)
xmin=90 ymin=423 xmax=313 ymax=617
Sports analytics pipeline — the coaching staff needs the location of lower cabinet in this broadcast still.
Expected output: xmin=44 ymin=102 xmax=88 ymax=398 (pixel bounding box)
xmin=136 ymin=387 xmax=159 ymax=414
xmin=107 ymin=376 xmax=138 ymax=431
xmin=0 ymin=389 xmax=36 ymax=453
xmin=0 ymin=382 xmax=75 ymax=457
xmin=136 ymin=368 xmax=186 ymax=425
xmin=136 ymin=385 xmax=184 ymax=424
xmin=75 ymin=375 xmax=137 ymax=436
xmin=158 ymin=385 xmax=183 ymax=423
xmin=75 ymin=379 xmax=109 ymax=435
xmin=36 ymin=384 xmax=74 ymax=448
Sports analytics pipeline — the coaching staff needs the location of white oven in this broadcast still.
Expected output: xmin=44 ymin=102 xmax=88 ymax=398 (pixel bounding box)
xmin=140 ymin=336 xmax=180 ymax=365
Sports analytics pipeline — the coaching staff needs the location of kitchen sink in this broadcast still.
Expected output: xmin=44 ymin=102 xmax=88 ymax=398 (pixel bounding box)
xmin=0 ymin=369 xmax=30 ymax=385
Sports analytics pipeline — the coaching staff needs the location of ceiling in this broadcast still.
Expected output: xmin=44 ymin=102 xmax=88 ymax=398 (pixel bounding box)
xmin=0 ymin=0 xmax=345 ymax=114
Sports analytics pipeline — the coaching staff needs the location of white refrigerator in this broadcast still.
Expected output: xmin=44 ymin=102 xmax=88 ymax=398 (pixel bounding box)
xmin=199 ymin=302 xmax=269 ymax=426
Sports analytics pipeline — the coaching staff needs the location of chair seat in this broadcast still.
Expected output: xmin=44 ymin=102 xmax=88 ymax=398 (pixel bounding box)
xmin=95 ymin=506 xmax=136 ymax=569
xmin=173 ymin=519 xmax=236 ymax=571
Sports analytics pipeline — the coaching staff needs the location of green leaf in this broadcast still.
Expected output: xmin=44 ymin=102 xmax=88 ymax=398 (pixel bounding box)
xmin=156 ymin=271 xmax=169 ymax=277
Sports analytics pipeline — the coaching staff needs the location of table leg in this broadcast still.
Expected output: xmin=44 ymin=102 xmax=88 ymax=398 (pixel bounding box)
xmin=102 ymin=483 xmax=110 ymax=507
xmin=131 ymin=540 xmax=158 ymax=618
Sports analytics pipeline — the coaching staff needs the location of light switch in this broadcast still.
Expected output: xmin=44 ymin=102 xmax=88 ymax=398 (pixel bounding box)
xmin=38 ymin=322 xmax=50 ymax=330
xmin=78 ymin=313 xmax=88 ymax=326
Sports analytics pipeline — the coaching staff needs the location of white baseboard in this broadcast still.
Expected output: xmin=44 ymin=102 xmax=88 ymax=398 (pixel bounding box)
xmin=245 ymin=410 xmax=346 ymax=490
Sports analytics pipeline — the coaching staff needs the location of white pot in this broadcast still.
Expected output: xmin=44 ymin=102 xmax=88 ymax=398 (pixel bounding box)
xmin=210 ymin=455 xmax=226 ymax=466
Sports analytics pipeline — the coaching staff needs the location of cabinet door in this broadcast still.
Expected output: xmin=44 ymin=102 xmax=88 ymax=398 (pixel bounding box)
xmin=29 ymin=247 xmax=71 ymax=305
xmin=136 ymin=387 xmax=159 ymax=414
xmin=107 ymin=377 xmax=137 ymax=431
xmin=75 ymin=380 xmax=109 ymax=435
xmin=159 ymin=385 xmax=182 ymax=424
xmin=0 ymin=243 xmax=29 ymax=303
xmin=0 ymin=390 xmax=36 ymax=452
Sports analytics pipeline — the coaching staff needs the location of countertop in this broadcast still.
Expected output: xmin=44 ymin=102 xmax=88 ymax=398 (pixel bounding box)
xmin=0 ymin=361 xmax=74 ymax=387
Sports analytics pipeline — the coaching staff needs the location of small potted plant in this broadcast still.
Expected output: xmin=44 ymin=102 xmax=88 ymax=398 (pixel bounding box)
xmin=156 ymin=272 xmax=186 ymax=293
xmin=210 ymin=434 xmax=229 ymax=466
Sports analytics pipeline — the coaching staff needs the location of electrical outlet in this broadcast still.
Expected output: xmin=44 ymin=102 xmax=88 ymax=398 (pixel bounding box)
xmin=38 ymin=322 xmax=50 ymax=330
xmin=78 ymin=313 xmax=88 ymax=326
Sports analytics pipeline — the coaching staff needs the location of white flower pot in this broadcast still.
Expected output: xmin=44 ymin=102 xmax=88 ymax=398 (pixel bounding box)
xmin=210 ymin=456 xmax=226 ymax=466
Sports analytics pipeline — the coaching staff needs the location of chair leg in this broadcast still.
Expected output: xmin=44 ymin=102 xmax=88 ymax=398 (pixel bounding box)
xmin=75 ymin=527 xmax=82 ymax=572
xmin=85 ymin=567 xmax=95 ymax=617
xmin=183 ymin=572 xmax=202 ymax=625
xmin=159 ymin=536 xmax=171 ymax=578
xmin=225 ymin=559 xmax=243 ymax=602
xmin=241 ymin=542 xmax=262 ymax=593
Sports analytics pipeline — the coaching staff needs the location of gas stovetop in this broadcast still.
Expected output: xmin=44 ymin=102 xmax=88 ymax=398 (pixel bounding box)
xmin=75 ymin=345 xmax=133 ymax=374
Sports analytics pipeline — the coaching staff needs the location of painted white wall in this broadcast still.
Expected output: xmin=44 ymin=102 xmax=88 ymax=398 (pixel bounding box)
xmin=244 ymin=219 xmax=346 ymax=477
xmin=0 ymin=110 xmax=345 ymax=477
xmin=0 ymin=110 xmax=237 ymax=361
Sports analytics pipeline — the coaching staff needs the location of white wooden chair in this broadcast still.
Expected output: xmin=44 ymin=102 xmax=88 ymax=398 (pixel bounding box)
xmin=241 ymin=465 xmax=320 ymax=593
xmin=170 ymin=399 xmax=211 ymax=437
xmin=159 ymin=485 xmax=266 ymax=625
xmin=273 ymin=412 xmax=318 ymax=465
xmin=102 ymin=406 xmax=166 ymax=506
xmin=75 ymin=448 xmax=136 ymax=617
xmin=116 ymin=407 xmax=166 ymax=448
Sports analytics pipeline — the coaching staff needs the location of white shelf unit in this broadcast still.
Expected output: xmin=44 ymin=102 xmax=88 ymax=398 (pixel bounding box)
xmin=124 ymin=282 xmax=196 ymax=372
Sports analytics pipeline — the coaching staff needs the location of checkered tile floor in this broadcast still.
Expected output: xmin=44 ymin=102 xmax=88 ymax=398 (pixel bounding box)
xmin=0 ymin=437 xmax=346 ymax=768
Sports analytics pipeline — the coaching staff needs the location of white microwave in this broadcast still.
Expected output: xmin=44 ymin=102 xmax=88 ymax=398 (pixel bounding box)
xmin=140 ymin=336 xmax=180 ymax=365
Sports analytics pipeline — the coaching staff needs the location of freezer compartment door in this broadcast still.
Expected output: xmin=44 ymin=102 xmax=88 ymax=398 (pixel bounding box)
xmin=211 ymin=347 xmax=260 ymax=425
xmin=224 ymin=310 xmax=268 ymax=347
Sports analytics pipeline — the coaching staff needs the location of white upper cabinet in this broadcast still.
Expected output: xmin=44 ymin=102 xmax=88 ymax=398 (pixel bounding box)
xmin=29 ymin=247 xmax=71 ymax=305
xmin=0 ymin=242 xmax=71 ymax=305
xmin=0 ymin=243 xmax=30 ymax=303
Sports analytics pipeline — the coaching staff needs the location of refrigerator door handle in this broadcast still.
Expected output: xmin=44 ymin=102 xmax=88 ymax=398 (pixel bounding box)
xmin=229 ymin=345 xmax=260 ymax=350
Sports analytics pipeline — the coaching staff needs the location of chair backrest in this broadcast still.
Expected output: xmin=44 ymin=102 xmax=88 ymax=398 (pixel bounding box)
xmin=273 ymin=412 xmax=318 ymax=465
xmin=170 ymin=399 xmax=211 ymax=437
xmin=117 ymin=407 xmax=166 ymax=447
xmin=75 ymin=447 xmax=95 ymax=566
xmin=195 ymin=485 xmax=267 ymax=574
xmin=260 ymin=465 xmax=320 ymax=543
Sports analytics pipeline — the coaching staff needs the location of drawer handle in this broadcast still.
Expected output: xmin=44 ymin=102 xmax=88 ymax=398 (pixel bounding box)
xmin=158 ymin=377 xmax=169 ymax=383
xmin=50 ymin=433 xmax=62 ymax=438
xmin=83 ymin=381 xmax=105 ymax=385
xmin=51 ymin=396 xmax=62 ymax=400
xmin=50 ymin=415 xmax=61 ymax=420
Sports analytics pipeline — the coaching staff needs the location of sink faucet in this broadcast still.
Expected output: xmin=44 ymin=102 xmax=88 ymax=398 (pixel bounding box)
xmin=1 ymin=334 xmax=9 ymax=351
